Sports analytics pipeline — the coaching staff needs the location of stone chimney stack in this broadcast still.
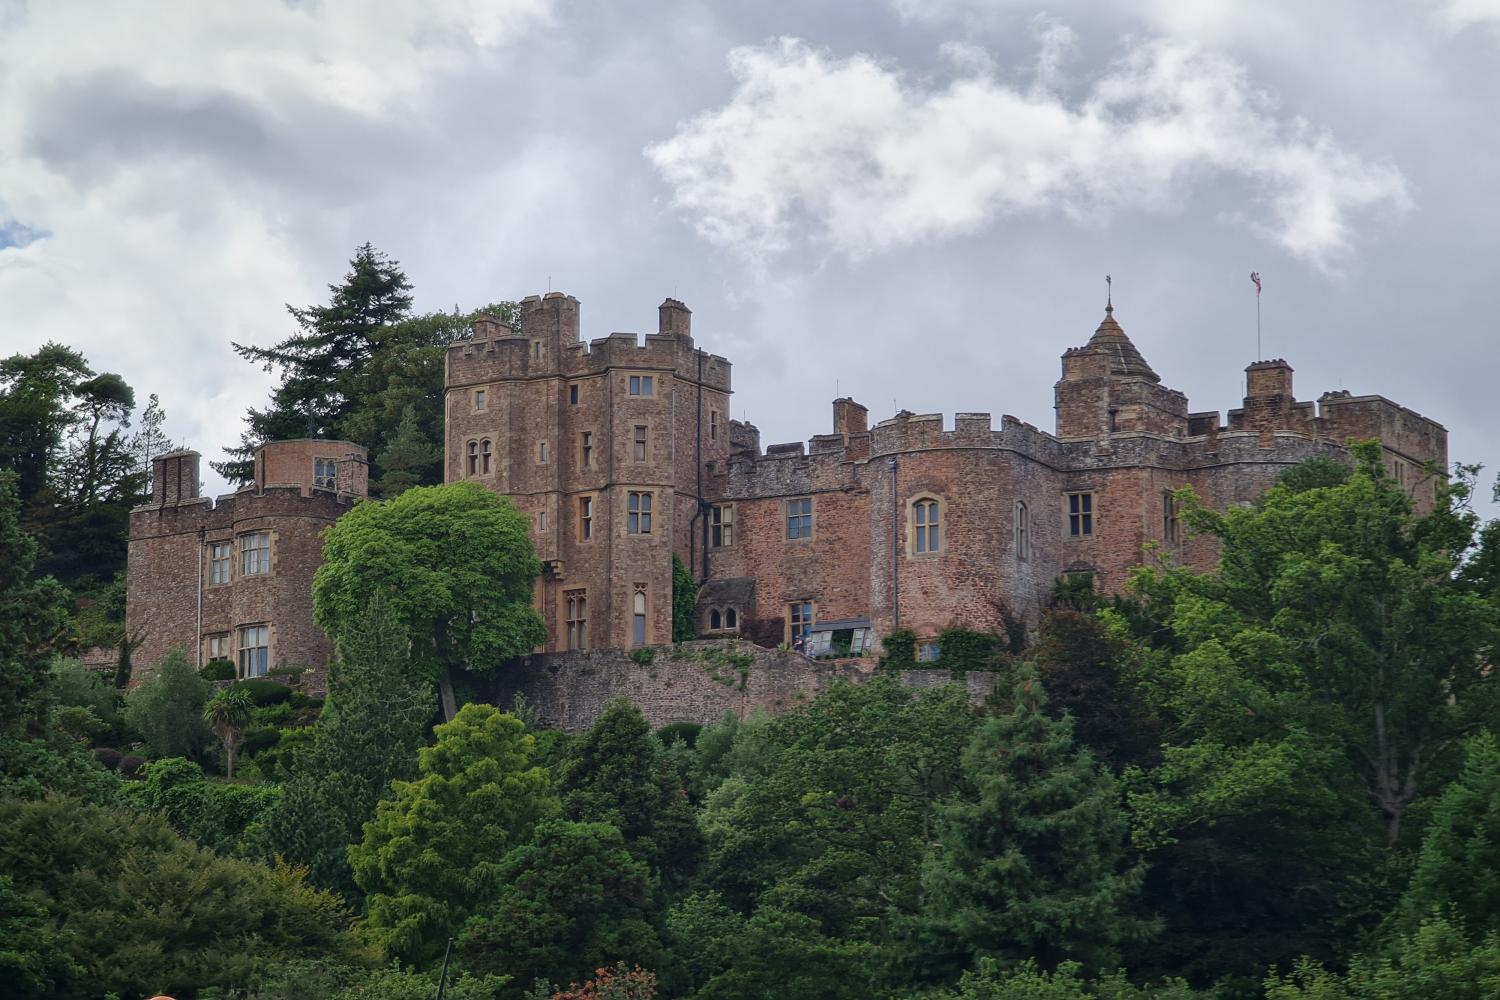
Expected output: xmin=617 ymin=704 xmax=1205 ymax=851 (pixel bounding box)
xmin=833 ymin=397 xmax=868 ymax=437
xmin=658 ymin=297 xmax=692 ymax=337
xmin=151 ymin=451 xmax=201 ymax=505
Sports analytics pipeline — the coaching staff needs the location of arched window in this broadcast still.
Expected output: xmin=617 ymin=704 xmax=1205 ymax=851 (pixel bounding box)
xmin=725 ymin=608 xmax=738 ymax=630
xmin=913 ymin=497 xmax=940 ymax=554
xmin=466 ymin=441 xmax=478 ymax=477
xmin=632 ymin=587 xmax=648 ymax=646
xmin=480 ymin=439 xmax=492 ymax=475
xmin=1014 ymin=500 xmax=1030 ymax=560
xmin=709 ymin=608 xmax=722 ymax=630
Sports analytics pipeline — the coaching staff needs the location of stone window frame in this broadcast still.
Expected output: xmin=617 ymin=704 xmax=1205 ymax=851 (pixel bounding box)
xmin=580 ymin=430 xmax=594 ymax=469
xmin=906 ymin=494 xmax=944 ymax=557
xmin=626 ymin=490 xmax=654 ymax=535
xmin=785 ymin=496 xmax=814 ymax=541
xmin=569 ymin=382 xmax=580 ymax=406
xmin=711 ymin=503 xmax=734 ymax=547
xmin=706 ymin=606 xmax=740 ymax=633
xmin=466 ymin=439 xmax=479 ymax=478
xmin=578 ymin=494 xmax=595 ymax=541
xmin=786 ymin=600 xmax=815 ymax=647
xmin=632 ymin=583 xmax=649 ymax=647
xmin=710 ymin=409 xmax=719 ymax=441
xmin=627 ymin=373 xmax=656 ymax=398
xmin=473 ymin=387 xmax=488 ymax=412
xmin=480 ymin=439 xmax=493 ymax=476
xmin=1162 ymin=490 xmax=1179 ymax=545
xmin=208 ymin=540 xmax=232 ymax=586
xmin=564 ymin=588 xmax=588 ymax=652
xmin=531 ymin=339 xmax=543 ymax=362
xmin=312 ymin=457 xmax=337 ymax=492
xmin=239 ymin=530 xmax=271 ymax=577
xmin=917 ymin=639 xmax=941 ymax=663
xmin=237 ymin=623 xmax=270 ymax=679
xmin=1065 ymin=490 xmax=1095 ymax=538
xmin=1014 ymin=500 xmax=1031 ymax=561
xmin=537 ymin=440 xmax=549 ymax=465
xmin=631 ymin=422 xmax=650 ymax=463
xmin=204 ymin=632 xmax=231 ymax=664
xmin=538 ymin=510 xmax=548 ymax=533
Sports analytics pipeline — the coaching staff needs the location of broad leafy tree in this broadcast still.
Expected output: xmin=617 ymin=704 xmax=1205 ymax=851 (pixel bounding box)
xmin=314 ymin=481 xmax=546 ymax=720
xmin=348 ymin=703 xmax=556 ymax=963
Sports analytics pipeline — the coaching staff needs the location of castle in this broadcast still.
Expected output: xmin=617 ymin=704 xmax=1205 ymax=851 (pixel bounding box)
xmin=126 ymin=292 xmax=1446 ymax=684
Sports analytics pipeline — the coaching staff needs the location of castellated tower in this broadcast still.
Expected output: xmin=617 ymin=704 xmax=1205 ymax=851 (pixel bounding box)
xmin=444 ymin=293 xmax=733 ymax=653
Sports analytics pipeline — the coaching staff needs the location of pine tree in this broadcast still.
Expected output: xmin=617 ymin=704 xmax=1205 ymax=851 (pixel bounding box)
xmin=215 ymin=243 xmax=413 ymax=482
xmin=372 ymin=404 xmax=441 ymax=498
xmin=916 ymin=665 xmax=1154 ymax=981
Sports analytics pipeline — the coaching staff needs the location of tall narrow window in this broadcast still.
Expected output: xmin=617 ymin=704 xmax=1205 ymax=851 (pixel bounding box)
xmin=1163 ymin=491 xmax=1178 ymax=545
xmin=474 ymin=388 xmax=487 ymax=412
xmin=710 ymin=608 xmax=722 ymax=631
xmin=710 ymin=410 xmax=719 ymax=441
xmin=786 ymin=497 xmax=812 ymax=539
xmin=539 ymin=511 xmax=548 ymax=532
xmin=238 ymin=624 xmax=269 ymax=678
xmin=633 ymin=425 xmax=648 ymax=462
xmin=627 ymin=492 xmax=652 ymax=534
xmin=633 ymin=586 xmax=648 ymax=646
xmin=581 ymin=431 xmax=593 ymax=469
xmin=579 ymin=495 xmax=593 ymax=540
xmin=538 ymin=441 xmax=548 ymax=464
xmin=725 ymin=608 xmax=738 ymax=630
xmin=711 ymin=504 xmax=734 ymax=546
xmin=788 ymin=601 xmax=814 ymax=646
xmin=569 ymin=383 xmax=579 ymax=405
xmin=209 ymin=542 xmax=231 ymax=584
xmin=913 ymin=498 xmax=940 ymax=554
xmin=313 ymin=457 xmax=337 ymax=491
xmin=467 ymin=441 xmax=478 ymax=477
xmin=565 ymin=590 xmax=588 ymax=651
xmin=480 ymin=439 xmax=492 ymax=475
xmin=1066 ymin=492 xmax=1094 ymax=537
xmin=240 ymin=531 xmax=270 ymax=576
xmin=531 ymin=340 xmax=542 ymax=361
xmin=1014 ymin=501 xmax=1030 ymax=560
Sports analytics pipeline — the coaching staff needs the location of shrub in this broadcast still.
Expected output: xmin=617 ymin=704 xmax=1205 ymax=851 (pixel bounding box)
xmin=123 ymin=649 xmax=213 ymax=761
xmin=241 ymin=726 xmax=282 ymax=756
xmin=123 ymin=757 xmax=279 ymax=853
xmin=92 ymin=747 xmax=122 ymax=770
xmin=934 ymin=626 xmax=1004 ymax=673
xmin=199 ymin=659 xmax=236 ymax=681
xmin=630 ymin=647 xmax=656 ymax=666
xmin=880 ymin=628 xmax=916 ymax=670
xmin=232 ymin=678 xmax=293 ymax=706
xmin=118 ymin=754 xmax=145 ymax=778
xmin=658 ymin=722 xmax=702 ymax=749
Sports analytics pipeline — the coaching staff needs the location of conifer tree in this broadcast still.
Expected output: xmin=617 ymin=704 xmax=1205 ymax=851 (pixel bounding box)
xmin=371 ymin=404 xmax=440 ymax=498
xmin=916 ymin=665 xmax=1153 ymax=981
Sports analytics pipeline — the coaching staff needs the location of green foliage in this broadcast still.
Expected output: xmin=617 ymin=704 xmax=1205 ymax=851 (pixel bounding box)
xmin=546 ymin=963 xmax=657 ymax=1000
xmin=1278 ymin=456 xmax=1353 ymax=493
xmin=244 ymin=959 xmax=510 ymax=1000
xmin=47 ymin=657 xmax=117 ymax=723
xmin=672 ymin=554 xmax=698 ymax=642
xmin=264 ymin=598 xmax=435 ymax=898
xmin=560 ymin=699 xmax=703 ymax=887
xmin=123 ymin=756 xmax=278 ymax=853
xmin=459 ymin=820 xmax=661 ymax=987
xmin=881 ymin=627 xmax=916 ymax=669
xmin=373 ymin=403 xmax=442 ymax=498
xmin=124 ymin=648 xmax=213 ymax=761
xmin=234 ymin=676 xmax=295 ymax=705
xmin=918 ymin=958 xmax=1202 ymax=999
xmin=314 ymin=481 xmax=546 ymax=720
xmin=200 ymin=657 xmax=237 ymax=681
xmin=914 ymin=666 xmax=1153 ymax=982
xmin=630 ymin=647 xmax=656 ymax=665
xmin=0 ymin=794 xmax=370 ymax=999
xmin=204 ymin=685 xmax=255 ymax=778
xmin=693 ymin=906 xmax=875 ymax=1000
xmin=349 ymin=703 xmax=557 ymax=964
xmin=1396 ymin=732 xmax=1500 ymax=937
xmin=0 ymin=470 xmax=70 ymax=749
xmin=934 ymin=625 xmax=1006 ymax=672
xmin=0 ymin=872 xmax=79 ymax=996
xmin=1265 ymin=916 xmax=1500 ymax=999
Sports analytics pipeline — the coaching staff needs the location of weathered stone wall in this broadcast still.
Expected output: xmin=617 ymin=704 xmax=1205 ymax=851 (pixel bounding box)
xmin=490 ymin=639 xmax=1000 ymax=732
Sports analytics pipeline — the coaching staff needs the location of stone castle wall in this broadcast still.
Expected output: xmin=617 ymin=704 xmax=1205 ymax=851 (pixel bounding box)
xmin=490 ymin=639 xmax=1001 ymax=732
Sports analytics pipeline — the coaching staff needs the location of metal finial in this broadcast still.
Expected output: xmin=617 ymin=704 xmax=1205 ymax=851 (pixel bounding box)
xmin=1105 ymin=274 xmax=1113 ymax=313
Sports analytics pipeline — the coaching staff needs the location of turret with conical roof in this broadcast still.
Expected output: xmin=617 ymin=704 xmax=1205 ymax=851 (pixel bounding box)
xmin=1055 ymin=305 xmax=1187 ymax=442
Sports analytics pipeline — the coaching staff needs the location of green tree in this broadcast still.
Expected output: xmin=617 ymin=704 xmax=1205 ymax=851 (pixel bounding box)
xmin=124 ymin=649 xmax=213 ymax=761
xmin=0 ymin=343 xmax=90 ymax=506
xmin=264 ymin=598 xmax=435 ymax=897
xmin=458 ymin=820 xmax=661 ymax=987
xmin=0 ymin=873 xmax=79 ymax=996
xmin=0 ymin=794 xmax=370 ymax=999
xmin=349 ymin=703 xmax=556 ymax=964
xmin=314 ymin=481 xmax=546 ymax=720
xmin=915 ymin=958 xmax=1201 ymax=999
xmin=203 ymin=686 xmax=255 ymax=778
xmin=672 ymin=554 xmax=697 ymax=642
xmin=1266 ymin=916 xmax=1500 ymax=1000
xmin=372 ymin=403 xmax=441 ymax=497
xmin=123 ymin=756 xmax=278 ymax=854
xmin=915 ymin=666 xmax=1153 ymax=982
xmin=560 ymin=699 xmax=702 ymax=887
xmin=1396 ymin=732 xmax=1500 ymax=936
xmin=0 ymin=471 xmax=70 ymax=744
xmin=217 ymin=242 xmax=414 ymax=482
xmin=694 ymin=907 xmax=874 ymax=1000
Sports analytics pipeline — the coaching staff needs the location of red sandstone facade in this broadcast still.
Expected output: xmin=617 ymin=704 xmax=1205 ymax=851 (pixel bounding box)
xmin=125 ymin=440 xmax=368 ymax=689
xmin=451 ymin=296 xmax=1446 ymax=657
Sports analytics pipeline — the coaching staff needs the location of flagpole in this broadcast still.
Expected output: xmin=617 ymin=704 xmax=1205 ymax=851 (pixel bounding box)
xmin=1257 ymin=291 xmax=1261 ymax=361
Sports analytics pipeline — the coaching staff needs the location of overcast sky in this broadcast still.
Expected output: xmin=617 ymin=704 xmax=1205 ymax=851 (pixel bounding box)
xmin=2 ymin=0 xmax=1497 ymax=505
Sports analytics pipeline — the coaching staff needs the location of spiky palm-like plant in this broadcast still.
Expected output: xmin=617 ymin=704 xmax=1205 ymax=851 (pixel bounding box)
xmin=203 ymin=687 xmax=255 ymax=779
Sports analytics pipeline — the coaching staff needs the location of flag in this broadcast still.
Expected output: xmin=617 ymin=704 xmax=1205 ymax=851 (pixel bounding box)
xmin=1250 ymin=271 xmax=1262 ymax=295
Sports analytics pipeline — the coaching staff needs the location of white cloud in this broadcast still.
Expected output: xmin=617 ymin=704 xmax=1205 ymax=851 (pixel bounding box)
xmin=645 ymin=34 xmax=1411 ymax=270
xmin=1436 ymin=0 xmax=1500 ymax=33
